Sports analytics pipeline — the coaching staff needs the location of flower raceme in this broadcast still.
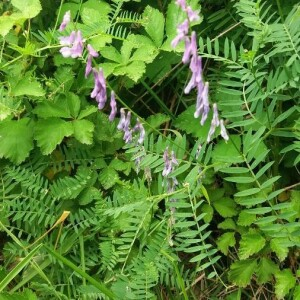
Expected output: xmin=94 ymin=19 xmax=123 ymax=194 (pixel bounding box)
xmin=172 ymin=1 xmax=229 ymax=143
xmin=58 ymin=10 xmax=146 ymax=146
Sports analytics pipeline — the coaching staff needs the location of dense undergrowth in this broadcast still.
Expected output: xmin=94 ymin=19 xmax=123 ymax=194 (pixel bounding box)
xmin=0 ymin=0 xmax=299 ymax=299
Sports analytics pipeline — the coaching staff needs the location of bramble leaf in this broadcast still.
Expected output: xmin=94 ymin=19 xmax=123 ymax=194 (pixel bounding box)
xmin=275 ymin=269 xmax=296 ymax=299
xmin=239 ymin=233 xmax=265 ymax=259
xmin=35 ymin=118 xmax=73 ymax=155
xmin=0 ymin=118 xmax=33 ymax=164
xmin=12 ymin=0 xmax=42 ymax=18
xmin=72 ymin=119 xmax=94 ymax=144
xmin=256 ymin=258 xmax=278 ymax=284
xmin=216 ymin=232 xmax=236 ymax=255
xmin=228 ymin=259 xmax=257 ymax=287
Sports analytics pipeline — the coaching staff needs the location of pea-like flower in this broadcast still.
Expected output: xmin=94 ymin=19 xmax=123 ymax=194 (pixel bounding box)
xmin=59 ymin=11 xmax=71 ymax=32
xmin=59 ymin=30 xmax=84 ymax=58
xmin=85 ymin=44 xmax=99 ymax=78
xmin=171 ymin=20 xmax=189 ymax=48
xmin=109 ymin=91 xmax=117 ymax=122
xmin=91 ymin=68 xmax=107 ymax=109
xmin=133 ymin=118 xmax=145 ymax=145
xmin=220 ymin=119 xmax=229 ymax=141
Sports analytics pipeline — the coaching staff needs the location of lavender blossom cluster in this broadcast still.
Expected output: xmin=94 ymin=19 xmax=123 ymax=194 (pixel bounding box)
xmin=58 ymin=11 xmax=145 ymax=145
xmin=172 ymin=0 xmax=229 ymax=143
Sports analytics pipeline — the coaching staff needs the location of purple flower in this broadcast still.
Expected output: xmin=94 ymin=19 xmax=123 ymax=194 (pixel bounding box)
xmin=91 ymin=68 xmax=107 ymax=109
xmin=109 ymin=91 xmax=117 ymax=122
xmin=186 ymin=6 xmax=200 ymax=22
xmin=59 ymin=11 xmax=71 ymax=32
xmin=220 ymin=119 xmax=229 ymax=141
xmin=162 ymin=148 xmax=178 ymax=177
xmin=171 ymin=20 xmax=189 ymax=48
xmin=85 ymin=44 xmax=99 ymax=78
xmin=184 ymin=55 xmax=202 ymax=94
xmin=59 ymin=30 xmax=84 ymax=58
xmin=182 ymin=31 xmax=197 ymax=64
xmin=117 ymin=108 xmax=126 ymax=130
xmin=176 ymin=0 xmax=186 ymax=10
xmin=133 ymin=118 xmax=145 ymax=145
xmin=207 ymin=103 xmax=220 ymax=142
xmin=123 ymin=111 xmax=132 ymax=143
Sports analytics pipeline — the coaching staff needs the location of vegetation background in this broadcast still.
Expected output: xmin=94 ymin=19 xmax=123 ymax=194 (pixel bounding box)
xmin=0 ymin=0 xmax=299 ymax=299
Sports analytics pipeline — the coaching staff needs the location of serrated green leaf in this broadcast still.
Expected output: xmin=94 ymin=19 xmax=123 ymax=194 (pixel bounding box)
xmin=12 ymin=0 xmax=42 ymax=18
xmin=212 ymin=135 xmax=243 ymax=165
xmin=145 ymin=113 xmax=170 ymax=132
xmin=217 ymin=232 xmax=236 ymax=255
xmin=98 ymin=167 xmax=119 ymax=189
xmin=77 ymin=106 xmax=98 ymax=120
xmin=213 ymin=197 xmax=238 ymax=218
xmin=228 ymin=259 xmax=257 ymax=287
xmin=237 ymin=210 xmax=256 ymax=226
xmin=72 ymin=119 xmax=94 ymax=144
xmin=202 ymin=204 xmax=214 ymax=223
xmin=270 ymin=238 xmax=290 ymax=262
xmin=11 ymin=74 xmax=45 ymax=97
xmin=275 ymin=269 xmax=296 ymax=299
xmin=218 ymin=218 xmax=236 ymax=230
xmin=256 ymin=258 xmax=278 ymax=284
xmin=34 ymin=118 xmax=73 ymax=154
xmin=114 ymin=61 xmax=146 ymax=82
xmin=143 ymin=6 xmax=164 ymax=47
xmin=174 ymin=105 xmax=211 ymax=140
xmin=239 ymin=233 xmax=265 ymax=259
xmin=0 ymin=15 xmax=15 ymax=37
xmin=0 ymin=118 xmax=33 ymax=164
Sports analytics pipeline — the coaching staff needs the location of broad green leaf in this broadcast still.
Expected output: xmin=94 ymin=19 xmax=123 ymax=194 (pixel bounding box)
xmin=143 ymin=6 xmax=164 ymax=47
xmin=173 ymin=105 xmax=211 ymax=140
xmin=78 ymin=106 xmax=98 ymax=119
xmin=33 ymin=96 xmax=71 ymax=119
xmin=228 ymin=259 xmax=257 ymax=287
xmin=293 ymin=285 xmax=300 ymax=300
xmin=239 ymin=233 xmax=265 ymax=259
xmin=218 ymin=218 xmax=236 ymax=230
xmin=213 ymin=197 xmax=238 ymax=218
xmin=0 ymin=118 xmax=33 ymax=164
xmin=202 ymin=204 xmax=214 ymax=223
xmin=11 ymin=74 xmax=45 ymax=97
xmin=237 ymin=210 xmax=256 ymax=226
xmin=114 ymin=61 xmax=146 ymax=82
xmin=212 ymin=135 xmax=243 ymax=165
xmin=11 ymin=0 xmax=42 ymax=19
xmin=0 ymin=15 xmax=15 ymax=37
xmin=270 ymin=238 xmax=290 ymax=261
xmin=72 ymin=119 xmax=94 ymax=144
xmin=35 ymin=118 xmax=73 ymax=155
xmin=145 ymin=113 xmax=170 ymax=132
xmin=275 ymin=269 xmax=296 ymax=299
xmin=256 ymin=258 xmax=278 ymax=284
xmin=216 ymin=232 xmax=236 ymax=255
xmin=0 ymin=289 xmax=37 ymax=300
xmin=98 ymin=167 xmax=119 ymax=189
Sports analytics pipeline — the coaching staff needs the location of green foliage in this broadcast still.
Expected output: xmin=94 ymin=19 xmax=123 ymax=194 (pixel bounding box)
xmin=0 ymin=0 xmax=299 ymax=299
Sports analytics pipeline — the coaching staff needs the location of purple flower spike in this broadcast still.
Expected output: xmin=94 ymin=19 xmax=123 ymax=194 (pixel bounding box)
xmin=85 ymin=44 xmax=99 ymax=78
xmin=220 ymin=119 xmax=229 ymax=141
xmin=109 ymin=91 xmax=117 ymax=122
xmin=59 ymin=11 xmax=71 ymax=32
xmin=91 ymin=68 xmax=107 ymax=109
xmin=200 ymin=82 xmax=210 ymax=125
xmin=117 ymin=108 xmax=126 ymax=130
